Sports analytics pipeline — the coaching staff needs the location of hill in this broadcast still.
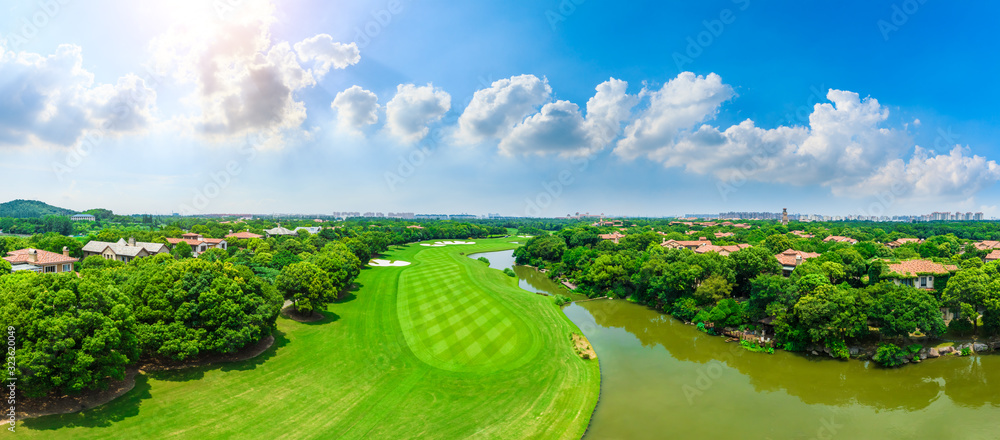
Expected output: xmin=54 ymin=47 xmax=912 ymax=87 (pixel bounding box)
xmin=0 ymin=199 xmax=77 ymax=218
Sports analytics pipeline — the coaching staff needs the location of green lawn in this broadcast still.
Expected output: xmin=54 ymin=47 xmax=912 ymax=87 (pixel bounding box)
xmin=13 ymin=238 xmax=599 ymax=439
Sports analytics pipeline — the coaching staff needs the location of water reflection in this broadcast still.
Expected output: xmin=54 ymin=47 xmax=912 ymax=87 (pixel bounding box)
xmin=468 ymin=249 xmax=568 ymax=296
xmin=565 ymin=299 xmax=1000 ymax=439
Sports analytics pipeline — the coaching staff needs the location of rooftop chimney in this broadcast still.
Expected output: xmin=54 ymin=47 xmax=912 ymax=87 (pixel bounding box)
xmin=796 ymin=255 xmax=802 ymax=265
xmin=128 ymin=237 xmax=136 ymax=247
xmin=28 ymin=250 xmax=38 ymax=263
xmin=63 ymin=246 xmax=70 ymax=257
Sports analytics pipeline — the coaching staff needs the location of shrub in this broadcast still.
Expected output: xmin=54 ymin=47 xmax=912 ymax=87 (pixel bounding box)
xmin=553 ymin=294 xmax=571 ymax=306
xmin=477 ymin=257 xmax=490 ymax=265
xmin=739 ymin=339 xmax=774 ymax=354
xmin=948 ymin=317 xmax=974 ymax=336
xmin=826 ymin=338 xmax=850 ymax=360
xmin=503 ymin=268 xmax=516 ymax=277
xmin=873 ymin=343 xmax=906 ymax=367
xmin=961 ymin=347 xmax=972 ymax=356
xmin=671 ymin=298 xmax=700 ymax=322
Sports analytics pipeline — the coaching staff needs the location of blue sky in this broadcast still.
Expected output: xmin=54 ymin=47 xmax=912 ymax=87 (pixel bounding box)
xmin=2 ymin=0 xmax=999 ymax=217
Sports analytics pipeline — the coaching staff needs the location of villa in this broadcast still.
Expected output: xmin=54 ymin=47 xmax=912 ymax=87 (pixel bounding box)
xmin=775 ymin=249 xmax=821 ymax=277
xmin=693 ymin=243 xmax=751 ymax=256
xmin=166 ymin=233 xmax=227 ymax=257
xmin=823 ymin=235 xmax=858 ymax=245
xmin=264 ymin=226 xmax=297 ymax=237
xmin=82 ymin=238 xmax=169 ymax=263
xmin=225 ymin=231 xmax=264 ymax=240
xmin=598 ymin=232 xmax=625 ymax=244
xmin=886 ymin=237 xmax=923 ymax=249
xmin=885 ymin=260 xmax=958 ymax=290
xmin=3 ymin=248 xmax=78 ymax=273
xmin=661 ymin=238 xmax=711 ymax=251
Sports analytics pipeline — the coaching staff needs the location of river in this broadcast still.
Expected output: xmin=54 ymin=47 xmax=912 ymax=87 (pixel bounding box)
xmin=565 ymin=299 xmax=1000 ymax=440
xmin=470 ymin=249 xmax=1000 ymax=439
xmin=468 ymin=249 xmax=570 ymax=296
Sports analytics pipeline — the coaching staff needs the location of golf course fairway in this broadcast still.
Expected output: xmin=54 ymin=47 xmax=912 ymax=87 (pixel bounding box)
xmin=12 ymin=238 xmax=600 ymax=439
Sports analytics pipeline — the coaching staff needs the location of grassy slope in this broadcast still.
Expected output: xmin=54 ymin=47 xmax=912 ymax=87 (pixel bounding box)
xmin=13 ymin=238 xmax=599 ymax=439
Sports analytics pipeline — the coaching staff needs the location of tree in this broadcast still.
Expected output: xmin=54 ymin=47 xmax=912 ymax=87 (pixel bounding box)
xmin=0 ymin=259 xmax=10 ymax=275
xmin=118 ymin=257 xmax=281 ymax=361
xmin=198 ymin=248 xmax=229 ymax=262
xmin=0 ymin=273 xmax=138 ymax=397
xmin=41 ymin=215 xmax=73 ymax=235
xmin=276 ymin=261 xmax=335 ymax=316
xmin=693 ymin=274 xmax=732 ymax=305
xmin=868 ymin=283 xmax=945 ymax=338
xmin=942 ymin=268 xmax=989 ymax=335
xmin=793 ymin=284 xmax=868 ymax=344
xmin=171 ymin=241 xmax=193 ymax=259
xmin=748 ymin=274 xmax=794 ymax=320
xmin=730 ymin=247 xmax=782 ymax=297
xmin=764 ymin=234 xmax=794 ymax=254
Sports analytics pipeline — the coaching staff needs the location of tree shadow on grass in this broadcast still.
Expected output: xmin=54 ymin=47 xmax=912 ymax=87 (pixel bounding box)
xmin=21 ymin=375 xmax=153 ymax=431
xmin=337 ymin=282 xmax=363 ymax=304
xmin=149 ymin=329 xmax=293 ymax=382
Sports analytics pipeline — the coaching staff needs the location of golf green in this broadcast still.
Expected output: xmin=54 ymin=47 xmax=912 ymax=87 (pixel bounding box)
xmin=12 ymin=238 xmax=599 ymax=439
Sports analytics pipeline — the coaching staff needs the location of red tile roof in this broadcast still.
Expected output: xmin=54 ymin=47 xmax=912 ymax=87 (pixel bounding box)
xmin=775 ymin=249 xmax=820 ymax=266
xmin=661 ymin=239 xmax=711 ymax=250
xmin=973 ymin=241 xmax=1000 ymax=251
xmin=986 ymin=250 xmax=1000 ymax=262
xmin=225 ymin=231 xmax=263 ymax=239
xmin=823 ymin=235 xmax=857 ymax=244
xmin=694 ymin=243 xmax=751 ymax=256
xmin=886 ymin=260 xmax=958 ymax=277
xmin=4 ymin=248 xmax=78 ymax=266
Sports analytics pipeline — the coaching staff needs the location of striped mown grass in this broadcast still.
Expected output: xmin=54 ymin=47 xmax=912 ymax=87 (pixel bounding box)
xmin=14 ymin=238 xmax=599 ymax=439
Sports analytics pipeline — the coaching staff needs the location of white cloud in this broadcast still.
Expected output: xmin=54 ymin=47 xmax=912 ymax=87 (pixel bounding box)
xmin=498 ymin=78 xmax=638 ymax=157
xmin=455 ymin=74 xmax=551 ymax=144
xmin=836 ymin=145 xmax=1000 ymax=199
xmin=149 ymin=12 xmax=358 ymax=141
xmin=647 ymin=89 xmax=908 ymax=188
xmin=500 ymin=100 xmax=591 ymax=157
xmin=332 ymin=86 xmax=379 ymax=134
xmin=614 ymin=72 xmax=735 ymax=160
xmin=385 ymin=83 xmax=451 ymax=143
xmin=294 ymin=34 xmax=360 ymax=77
xmin=0 ymin=44 xmax=156 ymax=147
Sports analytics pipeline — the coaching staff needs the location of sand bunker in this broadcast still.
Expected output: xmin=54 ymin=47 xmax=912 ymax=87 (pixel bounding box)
xmin=369 ymin=259 xmax=411 ymax=267
xmin=419 ymin=241 xmax=475 ymax=247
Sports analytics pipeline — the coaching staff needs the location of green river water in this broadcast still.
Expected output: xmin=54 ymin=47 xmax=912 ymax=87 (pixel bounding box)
xmin=472 ymin=250 xmax=1000 ymax=439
